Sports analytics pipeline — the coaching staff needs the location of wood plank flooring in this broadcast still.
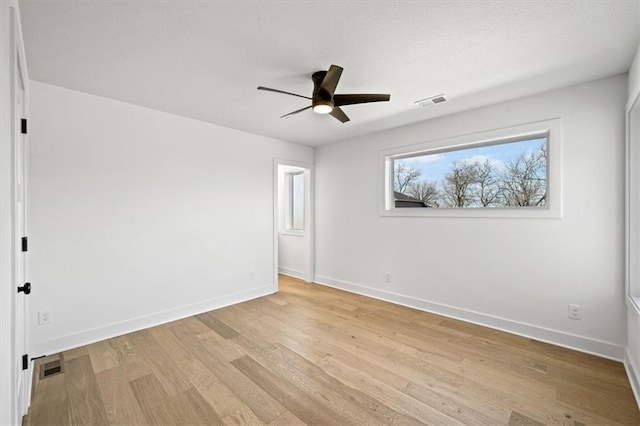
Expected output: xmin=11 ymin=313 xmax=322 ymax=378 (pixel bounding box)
xmin=24 ymin=275 xmax=640 ymax=425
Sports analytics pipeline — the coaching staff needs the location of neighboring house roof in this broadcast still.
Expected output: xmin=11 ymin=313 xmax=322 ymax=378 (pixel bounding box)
xmin=394 ymin=191 xmax=429 ymax=208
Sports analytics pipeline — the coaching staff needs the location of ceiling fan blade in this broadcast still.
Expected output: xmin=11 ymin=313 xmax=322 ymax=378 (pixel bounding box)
xmin=281 ymin=105 xmax=312 ymax=119
xmin=333 ymin=93 xmax=390 ymax=106
xmin=319 ymin=65 xmax=343 ymax=97
xmin=329 ymin=107 xmax=350 ymax=123
xmin=257 ymin=86 xmax=311 ymax=100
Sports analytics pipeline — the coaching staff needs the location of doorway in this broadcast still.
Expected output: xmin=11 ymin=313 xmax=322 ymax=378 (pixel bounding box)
xmin=274 ymin=160 xmax=314 ymax=287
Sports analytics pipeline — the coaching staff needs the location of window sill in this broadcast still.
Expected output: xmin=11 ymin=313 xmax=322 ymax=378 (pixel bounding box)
xmin=280 ymin=230 xmax=306 ymax=237
xmin=380 ymin=206 xmax=561 ymax=219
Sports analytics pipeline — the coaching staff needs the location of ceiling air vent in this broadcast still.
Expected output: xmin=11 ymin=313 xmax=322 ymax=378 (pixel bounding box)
xmin=414 ymin=94 xmax=446 ymax=108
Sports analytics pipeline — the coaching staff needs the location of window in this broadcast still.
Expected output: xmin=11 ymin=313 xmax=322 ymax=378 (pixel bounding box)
xmin=287 ymin=171 xmax=305 ymax=231
xmin=394 ymin=137 xmax=547 ymax=208
xmin=380 ymin=119 xmax=561 ymax=218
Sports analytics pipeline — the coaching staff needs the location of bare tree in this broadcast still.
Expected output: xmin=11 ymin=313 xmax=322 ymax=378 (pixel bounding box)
xmin=398 ymin=141 xmax=547 ymax=209
xmin=474 ymin=159 xmax=501 ymax=207
xmin=394 ymin=163 xmax=422 ymax=194
xmin=500 ymin=146 xmax=547 ymax=206
xmin=442 ymin=161 xmax=478 ymax=207
xmin=408 ymin=180 xmax=440 ymax=207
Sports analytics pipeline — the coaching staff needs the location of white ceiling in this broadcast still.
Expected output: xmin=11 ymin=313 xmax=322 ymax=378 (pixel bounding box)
xmin=19 ymin=1 xmax=640 ymax=147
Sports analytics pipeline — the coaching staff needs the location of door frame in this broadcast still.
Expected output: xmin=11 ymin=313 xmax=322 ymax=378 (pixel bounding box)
xmin=273 ymin=158 xmax=315 ymax=288
xmin=14 ymin=27 xmax=30 ymax=418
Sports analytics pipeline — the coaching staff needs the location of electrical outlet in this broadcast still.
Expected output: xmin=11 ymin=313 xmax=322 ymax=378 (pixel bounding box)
xmin=384 ymin=272 xmax=392 ymax=283
xmin=568 ymin=304 xmax=582 ymax=320
xmin=249 ymin=271 xmax=255 ymax=280
xmin=38 ymin=310 xmax=52 ymax=325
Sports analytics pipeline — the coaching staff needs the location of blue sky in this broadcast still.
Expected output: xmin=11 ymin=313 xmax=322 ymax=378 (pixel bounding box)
xmin=397 ymin=137 xmax=546 ymax=182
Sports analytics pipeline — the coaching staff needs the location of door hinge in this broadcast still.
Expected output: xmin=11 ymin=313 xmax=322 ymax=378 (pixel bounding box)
xmin=21 ymin=118 xmax=27 ymax=134
xmin=22 ymin=354 xmax=28 ymax=370
xmin=21 ymin=236 xmax=27 ymax=252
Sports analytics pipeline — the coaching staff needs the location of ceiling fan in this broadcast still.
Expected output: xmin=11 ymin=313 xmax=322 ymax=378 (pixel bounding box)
xmin=257 ymin=65 xmax=390 ymax=123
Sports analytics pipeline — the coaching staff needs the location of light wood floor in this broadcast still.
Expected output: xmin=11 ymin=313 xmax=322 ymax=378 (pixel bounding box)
xmin=24 ymin=275 xmax=639 ymax=425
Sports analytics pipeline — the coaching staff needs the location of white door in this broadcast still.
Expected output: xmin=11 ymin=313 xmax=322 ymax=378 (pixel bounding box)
xmin=14 ymin=46 xmax=30 ymax=417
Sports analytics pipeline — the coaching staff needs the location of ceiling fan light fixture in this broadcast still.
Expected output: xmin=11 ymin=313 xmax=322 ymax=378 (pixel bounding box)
xmin=313 ymin=101 xmax=333 ymax=114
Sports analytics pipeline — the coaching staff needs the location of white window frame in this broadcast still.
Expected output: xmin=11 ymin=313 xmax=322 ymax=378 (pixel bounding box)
xmin=627 ymin=89 xmax=640 ymax=311
xmin=284 ymin=170 xmax=305 ymax=233
xmin=379 ymin=118 xmax=562 ymax=218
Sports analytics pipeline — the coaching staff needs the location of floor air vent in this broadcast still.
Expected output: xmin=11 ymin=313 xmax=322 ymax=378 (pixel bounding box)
xmin=39 ymin=359 xmax=63 ymax=379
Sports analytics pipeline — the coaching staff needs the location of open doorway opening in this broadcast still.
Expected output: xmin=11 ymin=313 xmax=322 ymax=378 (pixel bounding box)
xmin=274 ymin=160 xmax=314 ymax=288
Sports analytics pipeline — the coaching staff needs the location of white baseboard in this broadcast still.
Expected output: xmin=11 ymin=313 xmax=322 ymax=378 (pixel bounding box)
xmin=32 ymin=284 xmax=274 ymax=356
xmin=314 ymin=275 xmax=625 ymax=361
xmin=625 ymin=348 xmax=640 ymax=409
xmin=278 ymin=266 xmax=306 ymax=281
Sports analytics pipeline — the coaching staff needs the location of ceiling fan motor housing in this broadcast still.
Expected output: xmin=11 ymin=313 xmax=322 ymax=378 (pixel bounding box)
xmin=312 ymin=71 xmax=334 ymax=110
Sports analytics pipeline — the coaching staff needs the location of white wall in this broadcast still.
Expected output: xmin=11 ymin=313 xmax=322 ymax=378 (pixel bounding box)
xmin=29 ymin=81 xmax=313 ymax=356
xmin=278 ymin=234 xmax=307 ymax=279
xmin=626 ymin=43 xmax=640 ymax=405
xmin=315 ymin=74 xmax=628 ymax=360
